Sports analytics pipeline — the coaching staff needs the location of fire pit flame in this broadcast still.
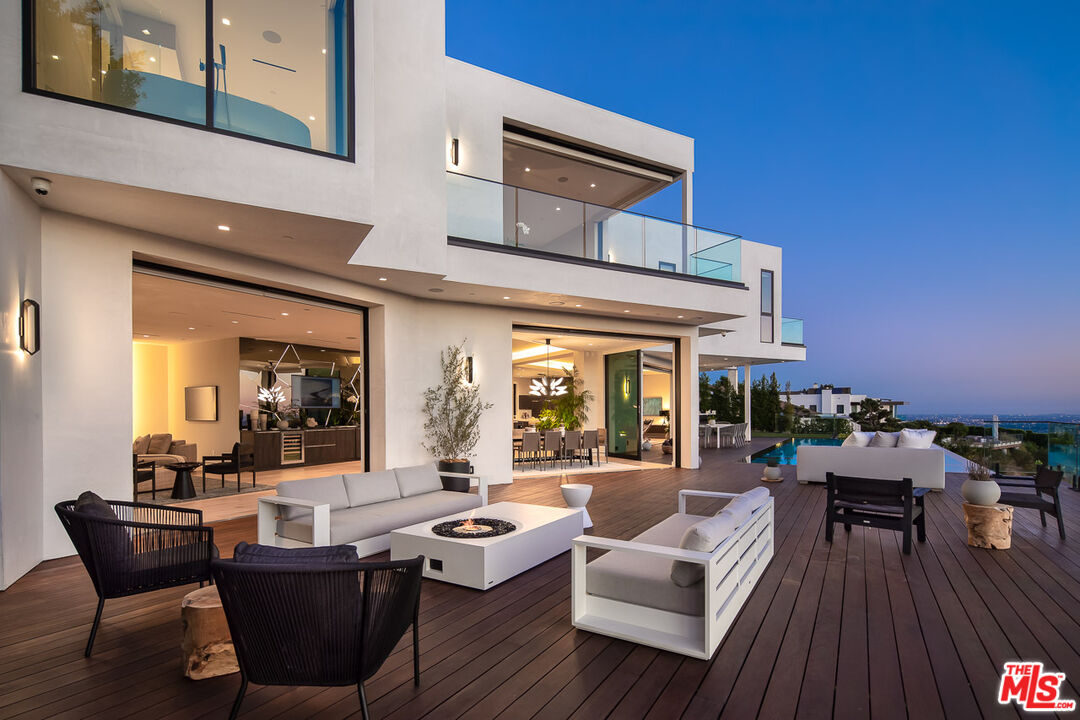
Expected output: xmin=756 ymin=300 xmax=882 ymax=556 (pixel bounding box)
xmin=431 ymin=517 xmax=518 ymax=539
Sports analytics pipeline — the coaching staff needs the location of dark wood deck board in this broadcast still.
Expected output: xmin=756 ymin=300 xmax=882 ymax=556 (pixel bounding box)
xmin=2 ymin=450 xmax=1079 ymax=719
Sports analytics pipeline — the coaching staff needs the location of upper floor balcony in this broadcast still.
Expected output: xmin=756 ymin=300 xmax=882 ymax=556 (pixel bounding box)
xmin=447 ymin=172 xmax=744 ymax=286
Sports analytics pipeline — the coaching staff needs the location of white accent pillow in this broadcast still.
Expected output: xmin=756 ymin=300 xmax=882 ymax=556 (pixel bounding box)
xmin=671 ymin=513 xmax=738 ymax=587
xmin=868 ymin=431 xmax=900 ymax=448
xmin=842 ymin=431 xmax=874 ymax=447
xmin=897 ymin=428 xmax=937 ymax=449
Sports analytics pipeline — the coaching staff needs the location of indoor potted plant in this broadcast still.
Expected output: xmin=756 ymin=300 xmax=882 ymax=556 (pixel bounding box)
xmin=422 ymin=342 xmax=493 ymax=492
xmin=961 ymin=457 xmax=1000 ymax=506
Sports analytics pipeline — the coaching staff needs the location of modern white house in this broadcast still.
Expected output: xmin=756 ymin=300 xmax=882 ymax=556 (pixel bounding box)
xmin=786 ymin=384 xmax=903 ymax=418
xmin=0 ymin=0 xmax=805 ymax=589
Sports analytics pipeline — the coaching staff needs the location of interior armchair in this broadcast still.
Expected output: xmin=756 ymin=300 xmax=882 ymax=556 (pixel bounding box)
xmin=203 ymin=442 xmax=257 ymax=493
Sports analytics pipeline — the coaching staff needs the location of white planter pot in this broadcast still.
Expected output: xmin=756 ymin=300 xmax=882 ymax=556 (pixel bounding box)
xmin=762 ymin=465 xmax=782 ymax=483
xmin=961 ymin=478 xmax=1001 ymax=506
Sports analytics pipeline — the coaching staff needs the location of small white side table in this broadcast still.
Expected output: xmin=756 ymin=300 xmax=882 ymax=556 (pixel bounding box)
xmin=561 ymin=483 xmax=593 ymax=529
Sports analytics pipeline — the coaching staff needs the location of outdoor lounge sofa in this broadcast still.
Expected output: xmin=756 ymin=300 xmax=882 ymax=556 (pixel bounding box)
xmin=257 ymin=463 xmax=488 ymax=557
xmin=571 ymin=487 xmax=774 ymax=659
xmin=796 ymin=429 xmax=946 ymax=490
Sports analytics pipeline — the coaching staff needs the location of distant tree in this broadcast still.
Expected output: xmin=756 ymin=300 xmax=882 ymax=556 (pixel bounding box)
xmin=849 ymin=397 xmax=901 ymax=431
xmin=699 ymin=373 xmax=713 ymax=414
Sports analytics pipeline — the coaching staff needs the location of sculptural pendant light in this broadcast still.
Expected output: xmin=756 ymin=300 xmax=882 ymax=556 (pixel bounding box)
xmin=528 ymin=338 xmax=567 ymax=397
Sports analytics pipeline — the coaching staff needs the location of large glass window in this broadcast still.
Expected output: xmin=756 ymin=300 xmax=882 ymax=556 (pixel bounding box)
xmin=29 ymin=0 xmax=352 ymax=157
xmin=32 ymin=0 xmax=206 ymax=123
xmin=760 ymin=269 xmax=774 ymax=343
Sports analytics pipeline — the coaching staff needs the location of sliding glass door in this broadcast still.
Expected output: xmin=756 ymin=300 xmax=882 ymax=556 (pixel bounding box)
xmin=605 ymin=350 xmax=641 ymax=460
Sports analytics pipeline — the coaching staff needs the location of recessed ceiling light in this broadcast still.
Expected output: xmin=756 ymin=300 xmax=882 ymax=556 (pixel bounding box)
xmin=188 ymin=327 xmax=195 ymax=330
xmin=221 ymin=17 xmax=231 ymax=25
xmin=503 ymin=296 xmax=511 ymax=300
xmin=524 ymin=167 xmax=531 ymax=172
xmin=677 ymin=315 xmax=684 ymax=319
xmin=322 ymin=48 xmax=327 ymax=54
xmin=590 ymin=183 xmax=597 ymax=188
xmin=149 ymin=57 xmax=156 ymax=62
xmin=280 ymin=312 xmax=289 ymax=316
xmin=320 ymin=349 xmax=326 ymax=352
xmin=575 ymin=304 xmax=582 ymax=307
xmin=555 ymin=207 xmax=561 ymax=212
xmin=623 ymin=309 xmax=630 ymax=313
xmin=100 ymin=70 xmax=107 ymax=75
xmin=306 ymin=330 xmax=313 ymax=334
xmin=378 ymin=277 xmax=387 ymax=281
xmin=218 ymin=224 xmax=230 ymax=231
xmin=51 ymin=54 xmax=59 ymax=60
xmin=231 ymin=320 xmax=239 ymax=324
xmin=309 ymin=115 xmax=316 ymax=121
xmin=141 ymin=28 xmax=150 ymax=35
xmin=142 ymin=334 xmax=150 ymax=338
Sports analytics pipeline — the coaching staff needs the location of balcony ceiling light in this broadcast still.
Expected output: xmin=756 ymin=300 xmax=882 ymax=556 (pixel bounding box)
xmin=188 ymin=327 xmax=195 ymax=330
xmin=280 ymin=312 xmax=289 ymax=316
xmin=141 ymin=28 xmax=150 ymax=35
xmin=378 ymin=277 xmax=387 ymax=281
xmin=309 ymin=115 xmax=316 ymax=121
xmin=590 ymin=183 xmax=597 ymax=188
xmin=322 ymin=48 xmax=327 ymax=54
xmin=231 ymin=320 xmax=239 ymax=324
xmin=555 ymin=206 xmax=561 ymax=212
xmin=221 ymin=17 xmax=231 ymax=25
xmin=524 ymin=167 xmax=531 ymax=172
xmin=218 ymin=224 xmax=230 ymax=231
xmin=575 ymin=304 xmax=582 ymax=307
xmin=51 ymin=54 xmax=59 ymax=60
xmin=306 ymin=330 xmax=313 ymax=334
xmin=677 ymin=315 xmax=684 ymax=319
xmin=623 ymin=309 xmax=631 ymax=313
xmin=502 ymin=296 xmax=510 ymax=300
xmin=149 ymin=57 xmax=156 ymax=62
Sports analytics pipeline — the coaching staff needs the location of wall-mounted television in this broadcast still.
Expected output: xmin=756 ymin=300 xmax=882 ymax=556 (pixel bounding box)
xmin=185 ymin=385 xmax=219 ymax=421
xmin=292 ymin=376 xmax=341 ymax=408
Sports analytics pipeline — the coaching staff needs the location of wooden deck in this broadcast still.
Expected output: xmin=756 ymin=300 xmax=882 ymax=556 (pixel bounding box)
xmin=2 ymin=449 xmax=1079 ymax=719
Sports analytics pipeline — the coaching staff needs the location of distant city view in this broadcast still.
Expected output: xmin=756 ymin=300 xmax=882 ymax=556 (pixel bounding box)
xmin=902 ymin=413 xmax=1080 ymax=426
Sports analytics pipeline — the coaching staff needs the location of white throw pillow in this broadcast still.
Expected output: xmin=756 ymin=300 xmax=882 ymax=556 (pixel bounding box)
xmin=868 ymin=431 xmax=900 ymax=448
xmin=842 ymin=431 xmax=874 ymax=447
xmin=670 ymin=513 xmax=738 ymax=587
xmin=897 ymin=428 xmax=937 ymax=449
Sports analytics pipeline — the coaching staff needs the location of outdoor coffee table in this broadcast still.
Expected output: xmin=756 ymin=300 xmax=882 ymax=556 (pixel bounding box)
xmin=390 ymin=501 xmax=583 ymax=590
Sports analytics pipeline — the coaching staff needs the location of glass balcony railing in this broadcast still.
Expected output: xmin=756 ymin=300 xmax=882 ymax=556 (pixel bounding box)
xmin=447 ymin=172 xmax=742 ymax=282
xmin=781 ymin=317 xmax=804 ymax=345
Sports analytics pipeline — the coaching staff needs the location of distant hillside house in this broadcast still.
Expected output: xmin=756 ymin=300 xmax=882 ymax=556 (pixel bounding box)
xmin=786 ymin=384 xmax=904 ymax=418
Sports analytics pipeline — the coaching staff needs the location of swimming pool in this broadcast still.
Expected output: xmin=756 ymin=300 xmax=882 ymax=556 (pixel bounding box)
xmin=749 ymin=437 xmax=972 ymax=472
xmin=749 ymin=437 xmax=842 ymax=464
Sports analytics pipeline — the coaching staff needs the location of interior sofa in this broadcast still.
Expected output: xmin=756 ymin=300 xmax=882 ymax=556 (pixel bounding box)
xmin=257 ymin=463 xmax=488 ymax=557
xmin=571 ymin=487 xmax=774 ymax=659
xmin=133 ymin=433 xmax=198 ymax=465
xmin=796 ymin=429 xmax=945 ymax=489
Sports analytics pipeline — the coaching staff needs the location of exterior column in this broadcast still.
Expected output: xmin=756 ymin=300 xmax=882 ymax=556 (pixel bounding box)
xmin=743 ymin=365 xmax=752 ymax=442
xmin=727 ymin=368 xmax=737 ymax=388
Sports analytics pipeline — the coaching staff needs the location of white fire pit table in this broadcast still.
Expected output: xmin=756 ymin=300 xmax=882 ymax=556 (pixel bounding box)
xmin=390 ymin=501 xmax=583 ymax=590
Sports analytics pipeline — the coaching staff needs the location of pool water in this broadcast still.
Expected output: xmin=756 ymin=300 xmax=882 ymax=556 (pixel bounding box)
xmin=749 ymin=437 xmax=842 ymax=464
xmin=749 ymin=437 xmax=971 ymax=472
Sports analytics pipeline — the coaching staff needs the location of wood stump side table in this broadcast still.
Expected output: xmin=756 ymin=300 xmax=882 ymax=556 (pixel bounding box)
xmin=180 ymin=585 xmax=238 ymax=679
xmin=962 ymin=503 xmax=1013 ymax=550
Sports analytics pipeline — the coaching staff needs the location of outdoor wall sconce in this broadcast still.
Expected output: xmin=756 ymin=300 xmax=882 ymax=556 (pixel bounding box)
xmin=450 ymin=137 xmax=460 ymax=166
xmin=623 ymin=375 xmax=631 ymax=399
xmin=465 ymin=355 xmax=474 ymax=383
xmin=19 ymin=299 xmax=40 ymax=355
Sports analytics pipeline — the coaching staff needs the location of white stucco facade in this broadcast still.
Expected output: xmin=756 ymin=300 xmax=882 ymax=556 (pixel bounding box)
xmin=0 ymin=0 xmax=804 ymax=588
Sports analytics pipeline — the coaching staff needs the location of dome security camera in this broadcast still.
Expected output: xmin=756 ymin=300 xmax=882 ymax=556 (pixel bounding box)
xmin=31 ymin=177 xmax=52 ymax=196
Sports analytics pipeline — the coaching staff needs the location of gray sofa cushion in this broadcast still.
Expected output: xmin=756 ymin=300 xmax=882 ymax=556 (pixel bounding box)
xmin=395 ymin=463 xmax=444 ymax=498
xmin=275 ymin=475 xmax=349 ymax=520
xmin=133 ymin=434 xmax=152 ymax=455
xmin=276 ymin=489 xmax=483 ymax=546
xmin=344 ymin=470 xmax=401 ymax=507
xmin=147 ymin=433 xmax=173 ymax=454
xmin=670 ymin=512 xmax=738 ymax=587
xmin=587 ymin=513 xmax=707 ymax=616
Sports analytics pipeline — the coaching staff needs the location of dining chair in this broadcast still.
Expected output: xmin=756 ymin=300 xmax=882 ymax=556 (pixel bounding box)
xmin=543 ymin=430 xmax=562 ymax=470
xmin=583 ymin=430 xmax=600 ymax=466
xmin=563 ymin=430 xmax=583 ymax=469
xmin=519 ymin=432 xmax=540 ymax=470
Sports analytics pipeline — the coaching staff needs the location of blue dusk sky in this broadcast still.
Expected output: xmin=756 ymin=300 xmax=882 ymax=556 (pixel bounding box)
xmin=446 ymin=1 xmax=1080 ymax=415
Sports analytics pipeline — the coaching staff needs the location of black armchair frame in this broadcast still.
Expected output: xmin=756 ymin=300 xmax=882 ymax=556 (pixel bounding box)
xmin=211 ymin=556 xmax=424 ymax=720
xmin=995 ymin=466 xmax=1066 ymax=540
xmin=202 ymin=442 xmax=256 ymax=493
xmin=132 ymin=453 xmax=160 ymax=500
xmin=825 ymin=473 xmax=925 ymax=555
xmin=54 ymin=500 xmax=214 ymax=656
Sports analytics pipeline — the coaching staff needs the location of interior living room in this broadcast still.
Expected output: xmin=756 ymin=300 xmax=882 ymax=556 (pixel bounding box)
xmin=511 ymin=328 xmax=675 ymax=478
xmin=131 ymin=267 xmax=367 ymax=518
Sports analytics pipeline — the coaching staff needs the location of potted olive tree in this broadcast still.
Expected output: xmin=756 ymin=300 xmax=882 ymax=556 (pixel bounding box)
xmin=422 ymin=342 xmax=493 ymax=492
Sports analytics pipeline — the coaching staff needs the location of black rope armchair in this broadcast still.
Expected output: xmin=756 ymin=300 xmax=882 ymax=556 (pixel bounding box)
xmin=55 ymin=492 xmax=216 ymax=657
xmin=212 ymin=550 xmax=424 ymax=720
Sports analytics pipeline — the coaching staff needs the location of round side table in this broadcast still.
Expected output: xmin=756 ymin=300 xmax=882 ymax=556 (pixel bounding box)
xmin=561 ymin=483 xmax=593 ymax=529
xmin=165 ymin=461 xmax=202 ymax=500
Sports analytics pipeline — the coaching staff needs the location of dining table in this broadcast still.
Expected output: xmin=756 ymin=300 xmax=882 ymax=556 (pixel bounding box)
xmin=699 ymin=422 xmax=732 ymax=448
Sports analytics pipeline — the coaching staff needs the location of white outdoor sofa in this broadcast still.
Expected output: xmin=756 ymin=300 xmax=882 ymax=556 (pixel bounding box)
xmin=571 ymin=488 xmax=774 ymax=660
xmin=257 ymin=463 xmax=488 ymax=557
xmin=796 ymin=431 xmax=945 ymax=490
